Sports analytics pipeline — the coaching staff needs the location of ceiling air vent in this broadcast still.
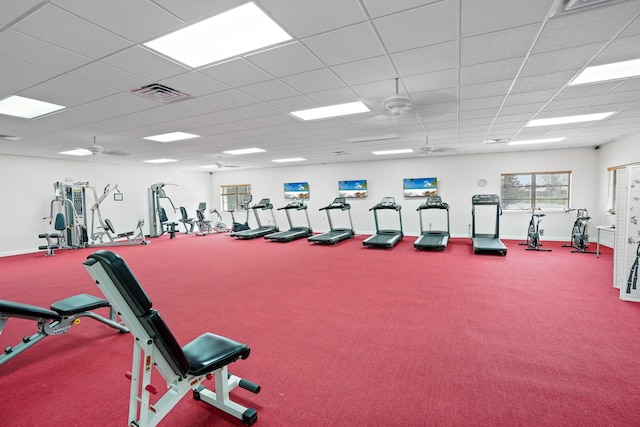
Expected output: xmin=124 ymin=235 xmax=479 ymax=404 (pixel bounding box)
xmin=129 ymin=83 xmax=192 ymax=104
xmin=484 ymin=138 xmax=510 ymax=145
xmin=554 ymin=0 xmax=631 ymax=16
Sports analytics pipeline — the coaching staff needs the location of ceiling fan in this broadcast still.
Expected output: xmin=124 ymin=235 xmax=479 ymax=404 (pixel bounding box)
xmin=364 ymin=78 xmax=417 ymax=119
xmin=76 ymin=137 xmax=130 ymax=156
xmin=210 ymin=156 xmax=240 ymax=169
xmin=419 ymin=136 xmax=455 ymax=156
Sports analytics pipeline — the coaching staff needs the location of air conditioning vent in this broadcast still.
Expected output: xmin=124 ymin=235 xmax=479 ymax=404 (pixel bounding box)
xmin=484 ymin=138 xmax=510 ymax=145
xmin=129 ymin=83 xmax=192 ymax=104
xmin=553 ymin=0 xmax=631 ymax=16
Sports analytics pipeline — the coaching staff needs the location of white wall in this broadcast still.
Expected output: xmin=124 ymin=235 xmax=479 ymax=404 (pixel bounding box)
xmin=211 ymin=147 xmax=600 ymax=242
xmin=1 ymin=143 xmax=618 ymax=256
xmin=0 ymin=154 xmax=212 ymax=256
xmin=595 ymin=132 xmax=640 ymax=246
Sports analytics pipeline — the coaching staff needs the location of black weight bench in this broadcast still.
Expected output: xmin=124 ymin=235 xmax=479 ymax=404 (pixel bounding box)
xmin=83 ymin=250 xmax=260 ymax=426
xmin=0 ymin=293 xmax=129 ymax=366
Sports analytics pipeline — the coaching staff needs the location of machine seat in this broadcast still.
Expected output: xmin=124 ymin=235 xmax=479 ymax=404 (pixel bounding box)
xmin=50 ymin=293 xmax=110 ymax=315
xmin=184 ymin=333 xmax=251 ymax=376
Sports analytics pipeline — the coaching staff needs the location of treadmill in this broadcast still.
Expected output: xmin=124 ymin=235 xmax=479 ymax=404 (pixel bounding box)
xmin=229 ymin=198 xmax=278 ymax=240
xmin=471 ymin=194 xmax=507 ymax=255
xmin=362 ymin=197 xmax=403 ymax=249
xmin=414 ymin=196 xmax=450 ymax=250
xmin=265 ymin=199 xmax=312 ymax=242
xmin=308 ymin=197 xmax=355 ymax=245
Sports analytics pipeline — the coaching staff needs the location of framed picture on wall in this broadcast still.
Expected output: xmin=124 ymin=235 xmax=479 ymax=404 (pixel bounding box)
xmin=339 ymin=179 xmax=367 ymax=198
xmin=403 ymin=177 xmax=437 ymax=197
xmin=284 ymin=182 xmax=309 ymax=199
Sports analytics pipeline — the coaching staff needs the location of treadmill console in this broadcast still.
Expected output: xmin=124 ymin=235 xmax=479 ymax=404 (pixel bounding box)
xmin=373 ymin=197 xmax=400 ymax=210
xmin=254 ymin=198 xmax=272 ymax=209
xmin=472 ymin=194 xmax=501 ymax=205
xmin=287 ymin=199 xmax=306 ymax=209
xmin=421 ymin=196 xmax=449 ymax=210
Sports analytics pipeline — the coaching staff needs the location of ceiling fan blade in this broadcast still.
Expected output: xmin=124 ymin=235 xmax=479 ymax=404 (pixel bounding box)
xmin=103 ymin=149 xmax=130 ymax=156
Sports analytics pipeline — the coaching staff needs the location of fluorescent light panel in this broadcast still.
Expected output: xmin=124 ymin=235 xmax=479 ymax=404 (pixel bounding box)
xmin=143 ymin=158 xmax=177 ymax=164
xmin=60 ymin=149 xmax=92 ymax=156
xmin=372 ymin=149 xmax=413 ymax=155
xmin=223 ymin=148 xmax=265 ymax=155
xmin=508 ymin=137 xmax=566 ymax=146
xmin=144 ymin=2 xmax=291 ymax=68
xmin=526 ymin=112 xmax=614 ymax=127
xmin=0 ymin=95 xmax=65 ymax=119
xmin=291 ymin=101 xmax=370 ymax=121
xmin=144 ymin=132 xmax=199 ymax=142
xmin=570 ymin=58 xmax=640 ymax=85
xmin=272 ymin=157 xmax=306 ymax=163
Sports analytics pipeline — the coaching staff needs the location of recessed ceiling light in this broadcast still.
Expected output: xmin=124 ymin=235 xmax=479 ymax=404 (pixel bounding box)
xmin=0 ymin=95 xmax=65 ymax=119
xmin=144 ymin=132 xmax=200 ymax=142
xmin=272 ymin=157 xmax=306 ymax=163
xmin=291 ymin=101 xmax=370 ymax=121
xmin=507 ymin=137 xmax=566 ymax=146
xmin=372 ymin=149 xmax=413 ymax=155
xmin=526 ymin=112 xmax=614 ymax=127
xmin=144 ymin=2 xmax=291 ymax=68
xmin=570 ymin=58 xmax=640 ymax=85
xmin=223 ymin=148 xmax=266 ymax=155
xmin=60 ymin=149 xmax=92 ymax=156
xmin=143 ymin=158 xmax=178 ymax=164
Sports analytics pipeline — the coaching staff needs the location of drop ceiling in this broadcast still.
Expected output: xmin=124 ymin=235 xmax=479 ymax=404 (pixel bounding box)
xmin=0 ymin=0 xmax=639 ymax=171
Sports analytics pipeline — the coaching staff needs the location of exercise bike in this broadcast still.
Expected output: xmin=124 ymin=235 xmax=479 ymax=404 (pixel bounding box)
xmin=519 ymin=207 xmax=551 ymax=251
xmin=229 ymin=195 xmax=252 ymax=232
xmin=562 ymin=208 xmax=597 ymax=254
xmin=209 ymin=208 xmax=228 ymax=233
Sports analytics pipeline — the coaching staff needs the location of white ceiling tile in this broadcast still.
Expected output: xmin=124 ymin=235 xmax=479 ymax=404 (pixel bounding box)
xmin=53 ymin=0 xmax=185 ymax=43
xmin=200 ymin=59 xmax=272 ymax=88
xmin=152 ymin=0 xmax=246 ymax=22
xmin=391 ymin=41 xmax=458 ymax=76
xmin=0 ymin=29 xmax=91 ymax=73
xmin=511 ymin=70 xmax=576 ymax=93
xmin=503 ymin=89 xmax=559 ymax=106
xmin=246 ymin=42 xmax=324 ymax=77
xmin=201 ymin=89 xmax=261 ymax=109
xmin=373 ymin=0 xmax=457 ymax=53
xmin=520 ymin=42 xmax=606 ymax=77
xmin=0 ymin=54 xmax=58 ymax=85
xmin=303 ymin=23 xmax=385 ymax=66
xmin=533 ymin=0 xmax=640 ymax=53
xmin=69 ymin=62 xmax=147 ymax=91
xmin=403 ymin=69 xmax=458 ymax=93
xmin=0 ymin=76 xmax=30 ymax=99
xmin=331 ymin=56 xmax=396 ymax=86
xmin=461 ymin=24 xmax=541 ymax=66
xmin=259 ymin=0 xmax=366 ymax=38
xmin=281 ymin=68 xmax=344 ymax=94
xmin=591 ymin=34 xmax=640 ymax=65
xmin=306 ymin=87 xmax=362 ymax=106
xmin=101 ymin=46 xmax=189 ymax=82
xmin=239 ymin=79 xmax=299 ymax=101
xmin=460 ymin=57 xmax=524 ymax=86
xmin=13 ymin=4 xmax=131 ymax=59
xmin=0 ymin=1 xmax=41 ymax=26
xmin=460 ymin=80 xmax=512 ymax=100
xmin=361 ymin=0 xmax=442 ymax=19
xmin=460 ymin=0 xmax=554 ymax=38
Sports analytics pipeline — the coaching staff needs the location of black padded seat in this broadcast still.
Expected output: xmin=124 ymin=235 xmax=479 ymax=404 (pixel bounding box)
xmin=50 ymin=294 xmax=110 ymax=315
xmin=184 ymin=333 xmax=251 ymax=376
xmin=0 ymin=300 xmax=60 ymax=320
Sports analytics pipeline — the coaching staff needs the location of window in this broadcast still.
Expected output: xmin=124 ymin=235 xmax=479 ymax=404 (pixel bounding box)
xmin=501 ymin=171 xmax=570 ymax=210
xmin=220 ymin=184 xmax=251 ymax=212
xmin=607 ymin=163 xmax=640 ymax=214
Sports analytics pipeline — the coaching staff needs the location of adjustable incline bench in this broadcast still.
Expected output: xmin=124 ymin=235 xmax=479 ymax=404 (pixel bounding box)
xmin=0 ymin=293 xmax=129 ymax=366
xmin=83 ymin=250 xmax=260 ymax=426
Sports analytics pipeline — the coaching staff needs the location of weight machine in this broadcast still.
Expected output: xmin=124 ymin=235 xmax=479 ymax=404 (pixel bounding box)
xmin=42 ymin=181 xmax=90 ymax=249
xmin=148 ymin=183 xmax=178 ymax=238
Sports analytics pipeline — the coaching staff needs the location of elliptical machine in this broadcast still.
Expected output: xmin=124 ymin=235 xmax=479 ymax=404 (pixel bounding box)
xmin=519 ymin=207 xmax=551 ymax=251
xmin=230 ymin=195 xmax=252 ymax=232
xmin=562 ymin=208 xmax=597 ymax=254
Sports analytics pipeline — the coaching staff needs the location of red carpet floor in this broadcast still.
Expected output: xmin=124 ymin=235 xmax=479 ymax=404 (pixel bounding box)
xmin=0 ymin=233 xmax=637 ymax=426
